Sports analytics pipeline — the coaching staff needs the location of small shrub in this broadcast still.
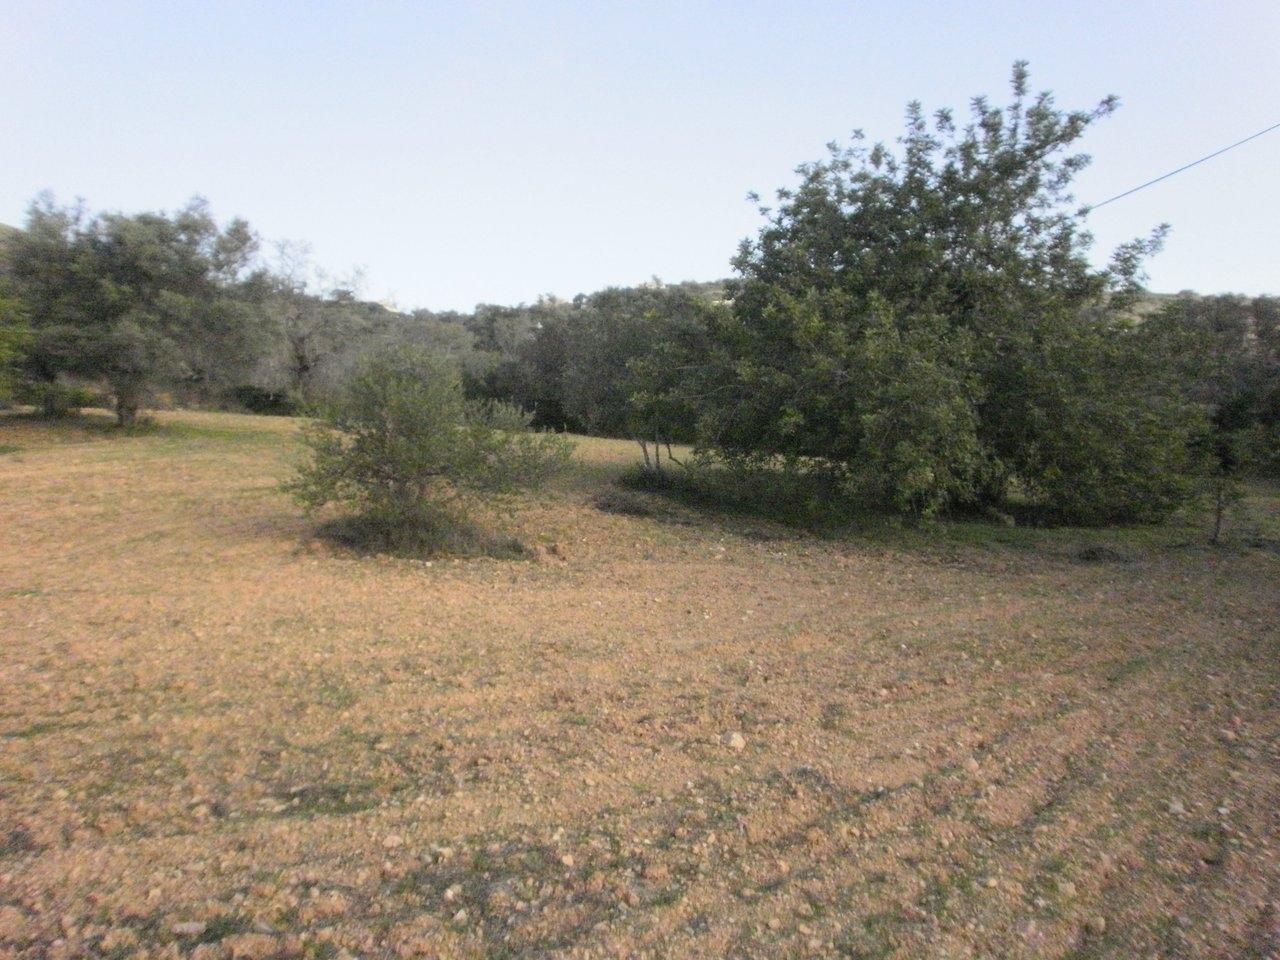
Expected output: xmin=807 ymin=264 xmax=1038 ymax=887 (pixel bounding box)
xmin=286 ymin=348 xmax=573 ymax=556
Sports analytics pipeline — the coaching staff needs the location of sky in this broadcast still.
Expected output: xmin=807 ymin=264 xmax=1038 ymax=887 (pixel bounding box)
xmin=2 ymin=0 xmax=1277 ymax=311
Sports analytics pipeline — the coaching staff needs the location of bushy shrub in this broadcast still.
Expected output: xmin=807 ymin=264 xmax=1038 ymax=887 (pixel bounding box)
xmin=286 ymin=348 xmax=573 ymax=554
xmin=658 ymin=64 xmax=1194 ymax=525
xmin=14 ymin=380 xmax=103 ymax=417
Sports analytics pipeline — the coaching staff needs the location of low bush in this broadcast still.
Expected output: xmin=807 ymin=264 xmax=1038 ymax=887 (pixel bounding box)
xmin=286 ymin=348 xmax=573 ymax=557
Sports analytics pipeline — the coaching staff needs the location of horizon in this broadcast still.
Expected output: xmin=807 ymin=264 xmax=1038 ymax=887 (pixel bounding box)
xmin=3 ymin=1 xmax=1278 ymax=312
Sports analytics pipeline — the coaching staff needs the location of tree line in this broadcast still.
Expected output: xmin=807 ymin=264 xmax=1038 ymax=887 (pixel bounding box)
xmin=1 ymin=63 xmax=1276 ymax=528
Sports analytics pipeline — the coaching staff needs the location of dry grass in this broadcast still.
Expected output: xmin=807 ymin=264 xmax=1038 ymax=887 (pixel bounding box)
xmin=0 ymin=409 xmax=1277 ymax=960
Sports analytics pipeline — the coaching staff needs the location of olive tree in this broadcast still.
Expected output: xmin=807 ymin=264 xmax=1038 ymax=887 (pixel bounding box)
xmin=3 ymin=195 xmax=263 ymax=424
xmin=287 ymin=348 xmax=573 ymax=553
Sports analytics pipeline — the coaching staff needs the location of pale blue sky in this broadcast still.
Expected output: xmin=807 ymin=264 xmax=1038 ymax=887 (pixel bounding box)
xmin=3 ymin=1 xmax=1277 ymax=310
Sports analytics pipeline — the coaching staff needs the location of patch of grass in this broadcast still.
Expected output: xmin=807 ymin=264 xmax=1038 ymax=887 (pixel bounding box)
xmin=0 ymin=443 xmax=20 ymax=455
xmin=0 ymin=824 xmax=39 ymax=858
xmin=592 ymin=490 xmax=655 ymax=517
xmin=3 ymin=719 xmax=88 ymax=739
xmin=313 ymin=677 xmax=359 ymax=710
xmin=195 ymin=912 xmax=254 ymax=944
xmin=273 ymin=781 xmax=381 ymax=818
xmin=618 ymin=462 xmax=867 ymax=531
xmin=820 ymin=701 xmax=849 ymax=732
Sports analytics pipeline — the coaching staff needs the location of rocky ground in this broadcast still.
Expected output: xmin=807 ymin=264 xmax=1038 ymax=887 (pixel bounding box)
xmin=1 ymin=410 xmax=1277 ymax=959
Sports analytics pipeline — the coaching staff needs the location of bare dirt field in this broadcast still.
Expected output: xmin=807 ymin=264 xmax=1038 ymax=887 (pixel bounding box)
xmin=1 ymin=410 xmax=1277 ymax=960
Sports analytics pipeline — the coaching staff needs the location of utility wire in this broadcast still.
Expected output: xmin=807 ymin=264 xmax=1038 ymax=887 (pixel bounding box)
xmin=1089 ymin=121 xmax=1280 ymax=210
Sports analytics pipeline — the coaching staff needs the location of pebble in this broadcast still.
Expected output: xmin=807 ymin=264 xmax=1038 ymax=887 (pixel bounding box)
xmin=1086 ymin=916 xmax=1107 ymax=936
xmin=383 ymin=834 xmax=405 ymax=849
xmin=171 ymin=921 xmax=208 ymax=937
xmin=723 ymin=732 xmax=747 ymax=752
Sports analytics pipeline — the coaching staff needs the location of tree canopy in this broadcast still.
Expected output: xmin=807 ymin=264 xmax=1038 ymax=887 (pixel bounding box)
xmin=659 ymin=63 xmax=1194 ymax=522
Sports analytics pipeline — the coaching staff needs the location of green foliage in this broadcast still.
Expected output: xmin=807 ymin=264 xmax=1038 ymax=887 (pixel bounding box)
xmin=0 ymin=285 xmax=28 ymax=402
xmin=851 ymin=305 xmax=983 ymax=517
xmin=999 ymin=318 xmax=1197 ymax=524
xmin=3 ymin=195 xmax=263 ymax=424
xmin=1137 ymin=293 xmax=1280 ymax=481
xmin=286 ymin=349 xmax=573 ymax=554
xmin=12 ymin=380 xmax=103 ymax=418
xmin=661 ymin=63 xmax=1191 ymax=524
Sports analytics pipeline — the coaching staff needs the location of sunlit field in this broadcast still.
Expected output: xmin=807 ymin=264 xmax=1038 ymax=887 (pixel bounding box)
xmin=1 ymin=409 xmax=1277 ymax=959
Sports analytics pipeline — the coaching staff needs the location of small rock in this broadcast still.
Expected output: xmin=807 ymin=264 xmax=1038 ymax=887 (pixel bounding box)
xmin=171 ymin=921 xmax=208 ymax=938
xmin=965 ymin=757 xmax=982 ymax=775
xmin=1168 ymin=799 xmax=1186 ymax=816
xmin=1057 ymin=880 xmax=1077 ymax=898
xmin=984 ymin=877 xmax=999 ymax=889
xmin=1086 ymin=916 xmax=1107 ymax=936
xmin=723 ymin=732 xmax=747 ymax=752
xmin=383 ymin=834 xmax=405 ymax=849
xmin=559 ymin=854 xmax=575 ymax=868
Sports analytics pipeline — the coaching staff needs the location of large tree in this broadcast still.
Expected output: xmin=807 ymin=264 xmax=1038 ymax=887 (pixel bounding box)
xmin=3 ymin=196 xmax=263 ymax=424
xmin=672 ymin=63 xmax=1193 ymax=522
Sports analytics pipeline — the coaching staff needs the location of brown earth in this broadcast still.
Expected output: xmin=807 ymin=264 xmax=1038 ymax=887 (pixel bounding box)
xmin=1 ymin=409 xmax=1277 ymax=960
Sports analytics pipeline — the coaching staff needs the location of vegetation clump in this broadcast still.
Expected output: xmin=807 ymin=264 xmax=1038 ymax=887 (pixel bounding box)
xmin=656 ymin=64 xmax=1196 ymax=524
xmin=285 ymin=348 xmax=572 ymax=555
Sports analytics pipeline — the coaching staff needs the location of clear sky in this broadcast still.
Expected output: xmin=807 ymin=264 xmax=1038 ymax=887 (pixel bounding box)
xmin=3 ymin=0 xmax=1277 ymax=311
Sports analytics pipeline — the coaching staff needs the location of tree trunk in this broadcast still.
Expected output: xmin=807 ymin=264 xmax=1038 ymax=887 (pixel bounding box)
xmin=1211 ymin=481 xmax=1225 ymax=545
xmin=115 ymin=396 xmax=139 ymax=428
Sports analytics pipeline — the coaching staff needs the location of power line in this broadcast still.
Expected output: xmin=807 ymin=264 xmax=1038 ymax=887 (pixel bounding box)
xmin=1089 ymin=121 xmax=1280 ymax=211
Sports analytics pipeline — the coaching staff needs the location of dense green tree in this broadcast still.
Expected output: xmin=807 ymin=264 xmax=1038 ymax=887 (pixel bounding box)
xmin=3 ymin=196 xmax=262 ymax=424
xmin=0 ymin=284 xmax=27 ymax=401
xmin=669 ymin=63 xmax=1192 ymax=523
xmin=1139 ymin=294 xmax=1280 ymax=477
xmin=560 ymin=285 xmax=707 ymax=443
xmin=1134 ymin=293 xmax=1280 ymax=537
